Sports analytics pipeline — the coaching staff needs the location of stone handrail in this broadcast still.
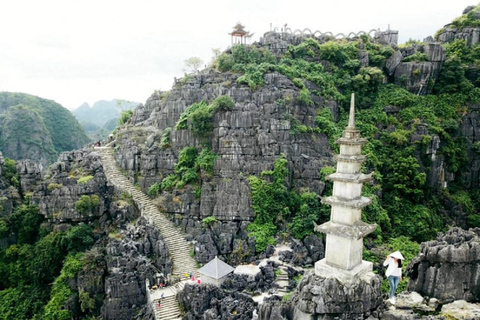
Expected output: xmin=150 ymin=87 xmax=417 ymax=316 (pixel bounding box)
xmin=283 ymin=27 xmax=381 ymax=39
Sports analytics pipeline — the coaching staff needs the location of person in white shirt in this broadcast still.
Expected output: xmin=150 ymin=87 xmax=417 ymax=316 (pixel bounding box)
xmin=383 ymin=251 xmax=404 ymax=304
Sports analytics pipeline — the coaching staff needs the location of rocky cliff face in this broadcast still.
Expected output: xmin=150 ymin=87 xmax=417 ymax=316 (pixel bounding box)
xmin=24 ymin=148 xmax=172 ymax=320
xmin=391 ymin=43 xmax=446 ymax=95
xmin=115 ymin=69 xmax=334 ymax=263
xmin=406 ymin=227 xmax=480 ymax=302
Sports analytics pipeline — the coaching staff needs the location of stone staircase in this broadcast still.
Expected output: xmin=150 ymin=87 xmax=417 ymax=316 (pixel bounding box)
xmin=153 ymin=293 xmax=182 ymax=320
xmin=275 ymin=266 xmax=290 ymax=295
xmin=96 ymin=147 xmax=198 ymax=320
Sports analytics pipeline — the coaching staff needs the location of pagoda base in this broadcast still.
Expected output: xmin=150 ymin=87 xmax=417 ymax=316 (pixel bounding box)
xmin=315 ymin=258 xmax=374 ymax=283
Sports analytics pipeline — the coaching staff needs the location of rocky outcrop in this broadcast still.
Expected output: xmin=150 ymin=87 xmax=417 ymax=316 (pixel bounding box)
xmin=278 ymin=235 xmax=325 ymax=267
xmin=380 ymin=291 xmax=480 ymax=320
xmin=436 ymin=6 xmax=480 ymax=47
xmin=258 ymin=271 xmax=383 ymax=320
xmin=16 ymin=159 xmax=44 ymax=194
xmin=178 ymin=283 xmax=255 ymax=320
xmin=438 ymin=27 xmax=480 ymax=47
xmin=114 ymin=69 xmax=334 ymax=263
xmin=406 ymin=227 xmax=480 ymax=302
xmin=26 ymin=147 xmax=173 ymax=320
xmin=459 ymin=102 xmax=480 ymax=189
xmin=221 ymin=261 xmax=277 ymax=293
xmin=33 ymin=148 xmax=112 ymax=223
xmin=100 ymin=217 xmax=171 ymax=320
xmin=392 ymin=43 xmax=446 ymax=95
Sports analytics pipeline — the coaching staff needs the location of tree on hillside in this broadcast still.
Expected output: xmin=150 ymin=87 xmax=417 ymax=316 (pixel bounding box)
xmin=183 ymin=57 xmax=203 ymax=74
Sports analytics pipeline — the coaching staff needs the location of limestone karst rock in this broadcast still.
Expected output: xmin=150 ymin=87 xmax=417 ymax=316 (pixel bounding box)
xmin=407 ymin=227 xmax=480 ymax=302
xmin=114 ymin=69 xmax=334 ymax=263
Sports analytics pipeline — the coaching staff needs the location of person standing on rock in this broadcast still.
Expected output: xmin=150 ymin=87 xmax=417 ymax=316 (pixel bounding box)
xmin=383 ymin=251 xmax=404 ymax=304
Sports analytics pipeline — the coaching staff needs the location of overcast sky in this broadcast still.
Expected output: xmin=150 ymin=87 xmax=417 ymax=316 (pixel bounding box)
xmin=0 ymin=0 xmax=476 ymax=110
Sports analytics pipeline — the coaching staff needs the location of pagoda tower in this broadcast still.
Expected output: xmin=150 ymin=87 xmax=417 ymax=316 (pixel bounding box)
xmin=315 ymin=93 xmax=377 ymax=282
xmin=230 ymin=22 xmax=249 ymax=45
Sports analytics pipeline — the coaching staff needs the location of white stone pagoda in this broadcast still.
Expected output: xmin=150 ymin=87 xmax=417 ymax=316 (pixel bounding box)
xmin=314 ymin=93 xmax=377 ymax=282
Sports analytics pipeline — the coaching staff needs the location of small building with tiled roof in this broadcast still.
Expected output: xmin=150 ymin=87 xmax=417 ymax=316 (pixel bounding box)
xmin=198 ymin=256 xmax=234 ymax=286
xmin=230 ymin=22 xmax=250 ymax=45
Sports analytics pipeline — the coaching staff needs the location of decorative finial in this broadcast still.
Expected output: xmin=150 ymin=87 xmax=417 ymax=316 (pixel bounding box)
xmin=348 ymin=93 xmax=355 ymax=129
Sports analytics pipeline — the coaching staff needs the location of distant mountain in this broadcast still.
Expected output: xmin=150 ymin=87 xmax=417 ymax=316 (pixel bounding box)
xmin=0 ymin=92 xmax=90 ymax=166
xmin=73 ymin=100 xmax=140 ymax=140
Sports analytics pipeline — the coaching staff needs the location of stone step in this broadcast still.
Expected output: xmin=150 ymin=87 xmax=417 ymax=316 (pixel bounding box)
xmin=96 ymin=147 xmax=197 ymax=320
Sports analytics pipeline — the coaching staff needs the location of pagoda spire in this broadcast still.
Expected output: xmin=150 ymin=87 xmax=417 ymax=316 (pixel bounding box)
xmin=314 ymin=92 xmax=376 ymax=282
xmin=348 ymin=93 xmax=355 ymax=129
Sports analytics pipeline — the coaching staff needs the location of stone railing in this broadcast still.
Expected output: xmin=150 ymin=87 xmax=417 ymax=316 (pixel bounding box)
xmin=267 ymin=26 xmax=398 ymax=45
xmin=283 ymin=27 xmax=381 ymax=39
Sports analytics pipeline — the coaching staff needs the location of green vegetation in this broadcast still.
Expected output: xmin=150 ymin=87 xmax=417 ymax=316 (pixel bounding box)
xmin=0 ymin=205 xmax=44 ymax=244
xmin=212 ymin=22 xmax=480 ymax=254
xmin=47 ymin=183 xmax=63 ymax=191
xmin=74 ymin=195 xmax=100 ymax=216
xmin=402 ymin=52 xmax=429 ymax=62
xmin=2 ymin=158 xmax=20 ymax=187
xmin=77 ymin=175 xmax=94 ymax=184
xmin=248 ymin=155 xmax=326 ymax=252
xmin=158 ymin=146 xmax=218 ymax=194
xmin=118 ymin=109 xmax=134 ymax=126
xmin=41 ymin=253 xmax=85 ymax=320
xmin=0 ymin=223 xmax=94 ymax=319
xmin=0 ymin=105 xmax=58 ymax=164
xmin=148 ymin=183 xmax=161 ymax=198
xmin=202 ymin=215 xmax=218 ymax=227
xmin=450 ymin=4 xmax=480 ymax=29
xmin=176 ymin=95 xmax=235 ymax=137
xmin=160 ymin=128 xmax=172 ymax=149
xmin=0 ymin=92 xmax=90 ymax=163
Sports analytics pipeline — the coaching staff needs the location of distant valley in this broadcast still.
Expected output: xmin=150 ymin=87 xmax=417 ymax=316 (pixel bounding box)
xmin=72 ymin=99 xmax=140 ymax=141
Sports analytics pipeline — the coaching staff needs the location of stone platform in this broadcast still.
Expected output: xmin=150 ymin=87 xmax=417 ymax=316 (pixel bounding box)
xmin=315 ymin=258 xmax=374 ymax=283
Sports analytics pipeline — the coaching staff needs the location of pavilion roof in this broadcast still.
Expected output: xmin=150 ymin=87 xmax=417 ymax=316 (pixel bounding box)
xmin=231 ymin=22 xmax=248 ymax=35
xmin=198 ymin=256 xmax=234 ymax=279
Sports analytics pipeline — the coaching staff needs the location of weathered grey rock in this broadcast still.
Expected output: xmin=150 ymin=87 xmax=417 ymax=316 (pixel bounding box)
xmin=16 ymin=159 xmax=43 ymax=193
xmin=375 ymin=30 xmax=399 ymax=46
xmin=221 ymin=261 xmax=276 ymax=293
xmin=114 ymin=68 xmax=334 ymax=263
xmin=423 ymin=43 xmax=446 ymax=62
xmin=278 ymin=236 xmax=324 ymax=267
xmin=257 ymin=297 xmax=290 ymax=320
xmin=258 ymin=271 xmax=382 ymax=320
xmin=394 ymin=292 xmax=425 ymax=309
xmin=394 ymin=62 xmax=433 ymax=95
xmin=407 ymin=227 xmax=480 ymax=302
xmin=178 ymin=283 xmax=255 ymax=320
xmin=32 ymin=149 xmax=113 ymax=223
xmin=100 ymin=217 xmax=172 ymax=320
xmin=441 ymin=300 xmax=480 ymax=319
xmin=438 ymin=27 xmax=480 ymax=47
xmin=385 ymin=51 xmax=403 ymax=76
